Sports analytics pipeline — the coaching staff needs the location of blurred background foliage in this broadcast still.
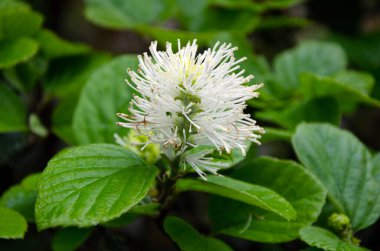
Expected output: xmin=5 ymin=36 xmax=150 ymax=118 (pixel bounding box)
xmin=0 ymin=0 xmax=380 ymax=250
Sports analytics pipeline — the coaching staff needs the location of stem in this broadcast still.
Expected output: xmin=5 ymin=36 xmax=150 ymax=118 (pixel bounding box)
xmin=154 ymin=155 xmax=182 ymax=226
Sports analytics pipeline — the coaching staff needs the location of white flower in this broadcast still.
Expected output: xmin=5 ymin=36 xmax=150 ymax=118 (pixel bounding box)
xmin=117 ymin=40 xmax=264 ymax=177
xmin=180 ymin=146 xmax=229 ymax=180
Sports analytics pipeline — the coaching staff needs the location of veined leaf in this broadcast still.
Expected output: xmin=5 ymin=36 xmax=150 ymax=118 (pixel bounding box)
xmin=292 ymin=123 xmax=380 ymax=230
xmin=35 ymin=144 xmax=158 ymax=230
xmin=209 ymin=157 xmax=326 ymax=243
xmin=176 ymin=175 xmax=296 ymax=221
xmin=273 ymin=41 xmax=347 ymax=96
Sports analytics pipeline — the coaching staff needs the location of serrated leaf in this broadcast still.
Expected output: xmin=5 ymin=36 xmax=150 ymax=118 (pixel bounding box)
xmin=273 ymin=41 xmax=347 ymax=96
xmin=0 ymin=173 xmax=40 ymax=222
xmin=299 ymin=226 xmax=368 ymax=251
xmin=35 ymin=144 xmax=158 ymax=230
xmin=52 ymin=227 xmax=92 ymax=251
xmin=209 ymin=157 xmax=326 ymax=243
xmin=164 ymin=216 xmax=233 ymax=251
xmin=176 ymin=175 xmax=296 ymax=221
xmin=0 ymin=207 xmax=27 ymax=239
xmin=292 ymin=123 xmax=380 ymax=230
xmin=0 ymin=83 xmax=27 ymax=132
xmin=72 ymin=55 xmax=138 ymax=145
xmin=0 ymin=37 xmax=38 ymax=68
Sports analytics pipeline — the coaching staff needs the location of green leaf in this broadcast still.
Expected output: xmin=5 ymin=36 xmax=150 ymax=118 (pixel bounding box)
xmin=0 ymin=0 xmax=30 ymax=10
xmin=51 ymin=94 xmax=80 ymax=145
xmin=332 ymin=70 xmax=374 ymax=95
xmin=209 ymin=157 xmax=326 ymax=243
xmin=44 ymin=53 xmax=110 ymax=98
xmin=2 ymin=55 xmax=47 ymax=92
xmin=257 ymin=97 xmax=340 ymax=130
xmin=35 ymin=144 xmax=158 ymax=230
xmin=299 ymin=71 xmax=380 ymax=111
xmin=332 ymin=32 xmax=380 ymax=70
xmin=0 ymin=7 xmax=43 ymax=40
xmin=73 ymin=55 xmax=138 ymax=145
xmin=0 ymin=173 xmax=40 ymax=222
xmin=0 ymin=207 xmax=27 ymax=239
xmin=176 ymin=175 xmax=296 ymax=221
xmin=35 ymin=29 xmax=90 ymax=60
xmin=273 ymin=41 xmax=347 ymax=96
xmin=299 ymin=226 xmax=368 ymax=251
xmin=209 ymin=0 xmax=302 ymax=12
xmin=373 ymin=154 xmax=380 ymax=183
xmin=164 ymin=216 xmax=233 ymax=251
xmin=184 ymin=7 xmax=259 ymax=33
xmin=292 ymin=123 xmax=380 ymax=230
xmin=257 ymin=16 xmax=310 ymax=30
xmin=0 ymin=83 xmax=27 ymax=132
xmin=84 ymin=0 xmax=174 ymax=29
xmin=47 ymin=54 xmax=109 ymax=145
xmin=0 ymin=37 xmax=38 ymax=68
xmin=52 ymin=227 xmax=92 ymax=251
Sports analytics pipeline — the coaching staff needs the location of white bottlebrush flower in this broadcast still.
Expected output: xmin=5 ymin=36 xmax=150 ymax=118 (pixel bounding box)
xmin=180 ymin=146 xmax=230 ymax=180
xmin=117 ymin=40 xmax=264 ymax=178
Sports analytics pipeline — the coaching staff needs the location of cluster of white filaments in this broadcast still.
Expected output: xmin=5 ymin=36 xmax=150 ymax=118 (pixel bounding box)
xmin=117 ymin=40 xmax=264 ymax=179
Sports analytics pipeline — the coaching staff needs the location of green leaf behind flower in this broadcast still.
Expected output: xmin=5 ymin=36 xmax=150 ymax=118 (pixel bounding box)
xmin=72 ymin=55 xmax=137 ymax=145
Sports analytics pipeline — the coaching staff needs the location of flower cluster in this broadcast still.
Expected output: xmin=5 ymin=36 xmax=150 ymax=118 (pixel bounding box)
xmin=117 ymin=40 xmax=264 ymax=178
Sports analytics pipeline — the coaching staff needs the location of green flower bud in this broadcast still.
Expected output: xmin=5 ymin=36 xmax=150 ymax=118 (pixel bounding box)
xmin=328 ymin=213 xmax=350 ymax=232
